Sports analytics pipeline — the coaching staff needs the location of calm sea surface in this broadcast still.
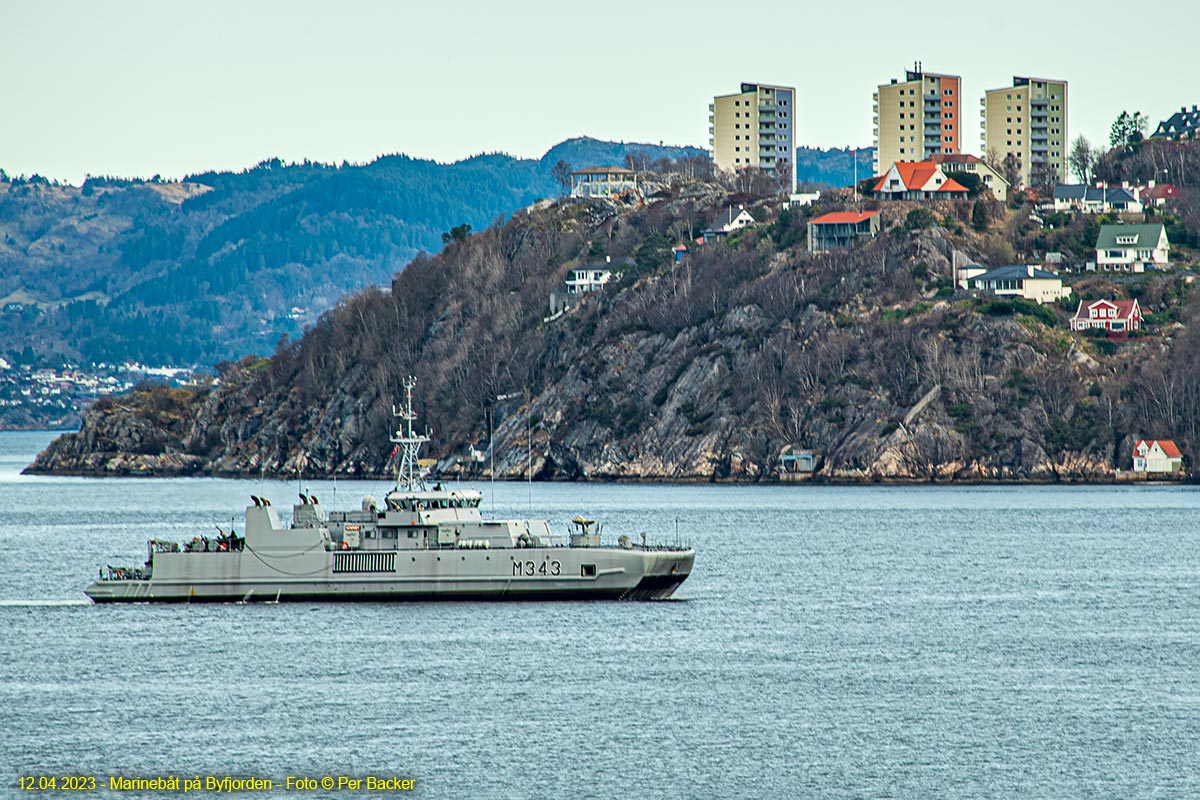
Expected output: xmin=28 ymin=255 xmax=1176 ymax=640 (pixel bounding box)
xmin=1 ymin=430 xmax=1198 ymax=799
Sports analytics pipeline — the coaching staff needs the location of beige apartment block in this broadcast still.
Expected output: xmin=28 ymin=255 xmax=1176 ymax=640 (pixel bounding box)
xmin=981 ymin=76 xmax=1068 ymax=189
xmin=873 ymin=66 xmax=961 ymax=175
xmin=709 ymin=82 xmax=796 ymax=190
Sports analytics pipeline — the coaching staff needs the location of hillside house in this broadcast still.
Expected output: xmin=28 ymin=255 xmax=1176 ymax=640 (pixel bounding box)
xmin=969 ymin=264 xmax=1070 ymax=304
xmin=1052 ymin=184 xmax=1143 ymax=214
xmin=1151 ymin=105 xmax=1200 ymax=140
xmin=1069 ymin=299 xmax=1142 ymax=332
xmin=570 ymin=166 xmax=638 ymax=200
xmin=1095 ymin=224 xmax=1169 ymax=272
xmin=871 ymin=161 xmax=968 ymax=201
xmin=807 ymin=210 xmax=881 ymax=253
xmin=1139 ymin=181 xmax=1181 ymax=207
xmin=929 ymin=153 xmax=1009 ymax=202
xmin=1132 ymin=439 xmax=1183 ymax=474
xmin=702 ymin=206 xmax=758 ymax=241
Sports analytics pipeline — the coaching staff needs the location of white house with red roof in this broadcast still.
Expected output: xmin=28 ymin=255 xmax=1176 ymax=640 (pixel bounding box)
xmin=1139 ymin=181 xmax=1181 ymax=207
xmin=872 ymin=161 xmax=968 ymax=201
xmin=1069 ymin=299 xmax=1142 ymax=332
xmin=807 ymin=210 xmax=881 ymax=253
xmin=1132 ymin=439 xmax=1183 ymax=474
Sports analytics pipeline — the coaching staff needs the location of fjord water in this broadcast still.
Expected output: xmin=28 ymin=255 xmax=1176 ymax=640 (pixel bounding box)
xmin=1 ymin=431 xmax=1198 ymax=799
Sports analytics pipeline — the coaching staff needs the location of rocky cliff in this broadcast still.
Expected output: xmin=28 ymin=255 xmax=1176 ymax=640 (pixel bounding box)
xmin=27 ymin=186 xmax=1200 ymax=482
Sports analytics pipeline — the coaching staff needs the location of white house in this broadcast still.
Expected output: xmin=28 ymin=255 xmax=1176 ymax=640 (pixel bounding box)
xmin=871 ymin=161 xmax=969 ymax=201
xmin=566 ymin=264 xmax=614 ymax=294
xmin=701 ymin=206 xmax=758 ymax=242
xmin=1052 ymin=185 xmax=1143 ymax=214
xmin=969 ymin=264 xmax=1071 ymax=304
xmin=1095 ymin=224 xmax=1169 ymax=272
xmin=570 ymin=166 xmax=638 ymax=200
xmin=930 ymin=153 xmax=1010 ymax=202
xmin=1132 ymin=439 xmax=1183 ymax=474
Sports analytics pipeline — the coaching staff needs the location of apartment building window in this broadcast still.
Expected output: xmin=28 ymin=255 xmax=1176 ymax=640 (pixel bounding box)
xmin=944 ymin=88 xmax=953 ymax=95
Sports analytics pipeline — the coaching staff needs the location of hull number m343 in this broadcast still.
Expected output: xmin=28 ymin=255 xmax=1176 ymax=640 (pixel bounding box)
xmin=513 ymin=559 xmax=561 ymax=577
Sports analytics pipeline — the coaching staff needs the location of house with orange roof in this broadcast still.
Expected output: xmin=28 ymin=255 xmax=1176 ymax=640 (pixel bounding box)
xmin=872 ymin=161 xmax=969 ymax=201
xmin=1069 ymin=299 xmax=1142 ymax=332
xmin=807 ymin=210 xmax=881 ymax=253
xmin=1132 ymin=439 xmax=1183 ymax=474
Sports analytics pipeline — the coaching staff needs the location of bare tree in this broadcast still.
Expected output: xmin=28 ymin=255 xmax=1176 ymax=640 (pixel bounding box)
xmin=1029 ymin=161 xmax=1059 ymax=195
xmin=1001 ymin=153 xmax=1023 ymax=193
xmin=773 ymin=158 xmax=793 ymax=197
xmin=1069 ymin=136 xmax=1096 ymax=184
xmin=550 ymin=159 xmax=573 ymax=197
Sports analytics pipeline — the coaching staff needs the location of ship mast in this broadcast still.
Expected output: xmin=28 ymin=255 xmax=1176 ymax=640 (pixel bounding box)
xmin=391 ymin=376 xmax=429 ymax=492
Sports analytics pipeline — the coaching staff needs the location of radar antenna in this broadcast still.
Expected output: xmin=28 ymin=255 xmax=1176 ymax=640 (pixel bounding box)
xmin=391 ymin=376 xmax=430 ymax=491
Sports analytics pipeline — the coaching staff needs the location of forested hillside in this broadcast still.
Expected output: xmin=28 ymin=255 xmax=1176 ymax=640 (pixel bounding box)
xmin=0 ymin=138 xmax=703 ymax=366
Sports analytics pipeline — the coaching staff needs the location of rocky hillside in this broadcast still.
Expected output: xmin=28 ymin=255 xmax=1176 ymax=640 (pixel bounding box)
xmin=28 ymin=184 xmax=1200 ymax=481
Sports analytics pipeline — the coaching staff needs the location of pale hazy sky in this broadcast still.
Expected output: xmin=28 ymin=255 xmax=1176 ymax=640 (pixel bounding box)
xmin=3 ymin=0 xmax=1197 ymax=184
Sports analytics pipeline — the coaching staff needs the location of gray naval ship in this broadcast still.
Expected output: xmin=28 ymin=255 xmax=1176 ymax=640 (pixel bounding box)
xmin=85 ymin=378 xmax=694 ymax=603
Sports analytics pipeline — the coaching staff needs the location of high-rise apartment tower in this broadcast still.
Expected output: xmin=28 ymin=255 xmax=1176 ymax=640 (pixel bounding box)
xmin=709 ymin=82 xmax=796 ymax=190
xmin=981 ymin=76 xmax=1068 ymax=189
xmin=873 ymin=65 xmax=961 ymax=174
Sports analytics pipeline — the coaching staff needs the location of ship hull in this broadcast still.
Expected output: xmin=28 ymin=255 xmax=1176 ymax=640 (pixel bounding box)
xmin=85 ymin=547 xmax=692 ymax=603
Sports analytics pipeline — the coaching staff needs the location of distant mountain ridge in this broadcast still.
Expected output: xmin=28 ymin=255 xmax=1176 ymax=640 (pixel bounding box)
xmin=0 ymin=138 xmax=707 ymax=368
xmin=0 ymin=137 xmax=861 ymax=368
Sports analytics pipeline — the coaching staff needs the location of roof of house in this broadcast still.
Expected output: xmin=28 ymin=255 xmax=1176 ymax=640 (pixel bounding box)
xmin=930 ymin=153 xmax=983 ymax=165
xmin=1158 ymin=440 xmax=1184 ymax=458
xmin=873 ymin=161 xmax=968 ymax=194
xmin=1072 ymin=298 xmax=1140 ymax=320
xmin=1142 ymin=183 xmax=1181 ymax=201
xmin=571 ymin=166 xmax=636 ymax=176
xmin=1152 ymin=106 xmax=1200 ymax=139
xmin=1053 ymin=185 xmax=1139 ymax=203
xmin=708 ymin=207 xmax=757 ymax=228
xmin=1096 ymin=223 xmax=1166 ymax=249
xmin=929 ymin=153 xmax=1010 ymax=185
xmin=971 ymin=264 xmax=1060 ymax=282
xmin=809 ymin=211 xmax=881 ymax=225
xmin=1137 ymin=439 xmax=1183 ymax=458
